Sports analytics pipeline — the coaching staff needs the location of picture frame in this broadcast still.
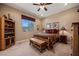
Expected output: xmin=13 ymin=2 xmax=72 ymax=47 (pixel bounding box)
xmin=46 ymin=22 xmax=59 ymax=29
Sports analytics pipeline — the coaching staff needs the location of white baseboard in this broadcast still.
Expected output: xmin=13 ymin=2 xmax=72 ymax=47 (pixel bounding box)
xmin=16 ymin=39 xmax=28 ymax=44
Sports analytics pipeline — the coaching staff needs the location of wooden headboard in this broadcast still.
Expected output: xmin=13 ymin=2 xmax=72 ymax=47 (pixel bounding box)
xmin=45 ymin=29 xmax=59 ymax=34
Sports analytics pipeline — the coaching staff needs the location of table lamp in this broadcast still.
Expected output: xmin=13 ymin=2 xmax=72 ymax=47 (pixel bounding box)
xmin=61 ymin=27 xmax=67 ymax=35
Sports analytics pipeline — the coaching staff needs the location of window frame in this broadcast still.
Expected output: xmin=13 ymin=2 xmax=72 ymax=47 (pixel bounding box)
xmin=21 ymin=15 xmax=35 ymax=32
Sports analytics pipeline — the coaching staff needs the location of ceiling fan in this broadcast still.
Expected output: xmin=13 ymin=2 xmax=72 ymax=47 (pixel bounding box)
xmin=33 ymin=3 xmax=52 ymax=11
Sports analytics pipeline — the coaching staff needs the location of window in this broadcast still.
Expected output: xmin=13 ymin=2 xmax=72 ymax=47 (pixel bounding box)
xmin=21 ymin=15 xmax=35 ymax=32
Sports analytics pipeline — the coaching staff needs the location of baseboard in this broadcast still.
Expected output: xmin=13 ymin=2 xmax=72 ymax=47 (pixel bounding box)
xmin=16 ymin=39 xmax=28 ymax=44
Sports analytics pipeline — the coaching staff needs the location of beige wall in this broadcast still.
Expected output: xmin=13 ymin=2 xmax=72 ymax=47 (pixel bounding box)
xmin=0 ymin=4 xmax=79 ymax=41
xmin=0 ymin=4 xmax=42 ymax=41
xmin=42 ymin=6 xmax=79 ymax=33
xmin=42 ymin=6 xmax=79 ymax=41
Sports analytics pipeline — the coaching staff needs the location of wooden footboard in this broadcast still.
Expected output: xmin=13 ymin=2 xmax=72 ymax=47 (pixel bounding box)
xmin=33 ymin=33 xmax=59 ymax=49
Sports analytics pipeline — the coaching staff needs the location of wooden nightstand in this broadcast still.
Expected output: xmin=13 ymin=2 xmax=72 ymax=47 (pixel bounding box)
xmin=59 ymin=35 xmax=67 ymax=44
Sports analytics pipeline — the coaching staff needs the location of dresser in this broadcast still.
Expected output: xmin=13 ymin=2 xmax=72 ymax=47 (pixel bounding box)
xmin=59 ymin=35 xmax=67 ymax=44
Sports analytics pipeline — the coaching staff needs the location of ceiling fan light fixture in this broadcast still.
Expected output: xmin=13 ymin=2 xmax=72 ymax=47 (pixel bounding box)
xmin=33 ymin=3 xmax=52 ymax=11
xmin=64 ymin=3 xmax=68 ymax=6
xmin=40 ymin=5 xmax=45 ymax=9
xmin=41 ymin=14 xmax=43 ymax=16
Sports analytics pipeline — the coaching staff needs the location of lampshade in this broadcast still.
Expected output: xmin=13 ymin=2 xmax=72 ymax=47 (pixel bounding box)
xmin=61 ymin=27 xmax=66 ymax=30
xmin=60 ymin=27 xmax=67 ymax=35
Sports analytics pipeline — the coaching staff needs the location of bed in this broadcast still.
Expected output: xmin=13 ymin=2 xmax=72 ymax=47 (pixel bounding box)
xmin=33 ymin=29 xmax=59 ymax=49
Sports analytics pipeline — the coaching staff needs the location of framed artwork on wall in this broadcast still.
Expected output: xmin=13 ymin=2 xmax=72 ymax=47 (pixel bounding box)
xmin=46 ymin=23 xmax=51 ymax=29
xmin=46 ymin=22 xmax=59 ymax=29
xmin=51 ymin=22 xmax=59 ymax=29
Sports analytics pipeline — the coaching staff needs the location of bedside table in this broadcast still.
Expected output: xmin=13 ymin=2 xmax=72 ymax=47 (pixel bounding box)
xmin=59 ymin=35 xmax=67 ymax=44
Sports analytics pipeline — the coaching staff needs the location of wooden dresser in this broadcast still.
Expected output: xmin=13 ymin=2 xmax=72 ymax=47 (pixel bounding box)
xmin=59 ymin=35 xmax=67 ymax=44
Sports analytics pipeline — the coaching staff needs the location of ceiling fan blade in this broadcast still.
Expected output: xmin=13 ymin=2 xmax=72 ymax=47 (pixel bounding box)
xmin=44 ymin=3 xmax=52 ymax=5
xmin=40 ymin=3 xmax=44 ymax=5
xmin=33 ymin=3 xmax=40 ymax=6
xmin=44 ymin=7 xmax=47 ymax=11
xmin=37 ymin=8 xmax=40 ymax=11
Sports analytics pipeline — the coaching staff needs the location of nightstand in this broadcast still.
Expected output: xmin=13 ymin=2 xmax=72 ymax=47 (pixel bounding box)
xmin=59 ymin=35 xmax=67 ymax=44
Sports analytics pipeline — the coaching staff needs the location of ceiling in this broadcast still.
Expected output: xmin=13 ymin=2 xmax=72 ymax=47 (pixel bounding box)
xmin=4 ymin=3 xmax=79 ymax=19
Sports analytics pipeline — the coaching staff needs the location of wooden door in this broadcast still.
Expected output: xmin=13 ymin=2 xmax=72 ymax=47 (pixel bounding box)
xmin=72 ymin=23 xmax=79 ymax=56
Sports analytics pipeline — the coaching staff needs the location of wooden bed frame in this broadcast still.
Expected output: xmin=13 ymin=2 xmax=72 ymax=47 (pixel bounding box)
xmin=33 ymin=33 xmax=59 ymax=49
xmin=29 ymin=29 xmax=59 ymax=51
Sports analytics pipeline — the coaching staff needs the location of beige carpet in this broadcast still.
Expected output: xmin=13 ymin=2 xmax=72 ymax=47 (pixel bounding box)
xmin=0 ymin=41 xmax=72 ymax=56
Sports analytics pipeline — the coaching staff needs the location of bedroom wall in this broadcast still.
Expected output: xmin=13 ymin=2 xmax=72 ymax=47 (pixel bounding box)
xmin=0 ymin=4 xmax=42 ymax=41
xmin=42 ymin=6 xmax=79 ymax=40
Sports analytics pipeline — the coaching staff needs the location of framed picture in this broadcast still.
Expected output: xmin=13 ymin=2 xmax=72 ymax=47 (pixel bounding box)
xmin=51 ymin=22 xmax=59 ymax=29
xmin=46 ymin=22 xmax=59 ymax=29
xmin=46 ymin=23 xmax=51 ymax=29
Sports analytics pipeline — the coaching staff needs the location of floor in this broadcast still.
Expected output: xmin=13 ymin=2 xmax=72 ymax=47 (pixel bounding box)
xmin=0 ymin=41 xmax=72 ymax=56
